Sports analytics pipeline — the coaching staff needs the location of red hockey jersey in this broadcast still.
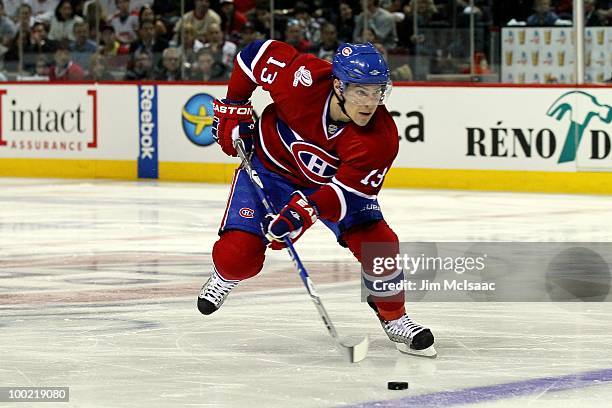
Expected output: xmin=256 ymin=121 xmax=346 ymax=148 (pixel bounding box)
xmin=227 ymin=40 xmax=399 ymax=221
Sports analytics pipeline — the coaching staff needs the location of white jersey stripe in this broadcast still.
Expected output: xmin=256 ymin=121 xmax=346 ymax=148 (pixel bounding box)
xmin=327 ymin=183 xmax=347 ymax=222
xmin=236 ymin=53 xmax=257 ymax=84
xmin=332 ymin=177 xmax=377 ymax=200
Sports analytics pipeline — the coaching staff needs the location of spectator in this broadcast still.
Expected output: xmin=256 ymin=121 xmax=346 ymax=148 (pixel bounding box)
xmin=154 ymin=46 xmax=181 ymax=80
xmin=460 ymin=51 xmax=491 ymax=74
xmin=31 ymin=0 xmax=60 ymax=23
xmin=15 ymin=3 xmax=34 ymax=35
xmin=189 ymin=48 xmax=226 ymax=81
xmin=219 ymin=0 xmax=247 ymax=38
xmin=127 ymin=0 xmax=152 ymax=13
xmin=250 ymin=3 xmax=276 ymax=39
xmin=7 ymin=7 xmax=49 ymax=71
xmin=174 ymin=0 xmax=221 ymax=43
xmin=124 ymin=48 xmax=152 ymax=79
xmin=527 ymin=0 xmax=559 ymax=26
xmin=3 ymin=0 xmax=25 ymax=20
xmin=403 ymin=0 xmax=440 ymax=22
xmin=70 ymin=21 xmax=97 ymax=68
xmin=0 ymin=1 xmax=17 ymax=48
xmin=99 ymin=24 xmax=121 ymax=56
xmin=384 ymin=0 xmax=403 ymax=13
xmin=49 ymin=39 xmax=85 ymax=80
xmin=108 ymin=0 xmax=139 ymax=45
xmin=83 ymin=0 xmax=108 ymax=40
xmin=336 ymin=2 xmax=355 ymax=43
xmin=86 ymin=0 xmax=152 ymax=16
xmin=49 ymin=0 xmax=84 ymax=41
xmin=128 ymin=18 xmax=168 ymax=64
xmin=310 ymin=22 xmax=339 ymax=60
xmin=99 ymin=23 xmax=130 ymax=68
xmin=600 ymin=1 xmax=612 ymax=25
xmin=87 ymin=52 xmax=114 ymax=79
xmin=399 ymin=0 xmax=439 ymax=49
xmin=152 ymin=0 xmax=181 ymax=32
xmin=138 ymin=4 xmax=166 ymax=39
xmin=586 ymin=0 xmax=606 ymax=25
xmin=293 ymin=1 xmax=320 ymax=44
xmin=29 ymin=21 xmax=57 ymax=53
xmin=474 ymin=52 xmax=491 ymax=74
xmin=84 ymin=0 xmax=117 ymax=17
xmin=238 ymin=21 xmax=263 ymax=48
xmin=202 ymin=22 xmax=236 ymax=69
xmin=177 ymin=22 xmax=204 ymax=69
xmin=354 ymin=0 xmax=397 ymax=49
xmin=283 ymin=18 xmax=310 ymax=53
xmin=34 ymin=53 xmax=50 ymax=77
xmin=391 ymin=64 xmax=413 ymax=81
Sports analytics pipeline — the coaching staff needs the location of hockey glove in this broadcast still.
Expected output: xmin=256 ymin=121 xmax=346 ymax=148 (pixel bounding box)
xmin=264 ymin=191 xmax=318 ymax=249
xmin=212 ymin=98 xmax=255 ymax=157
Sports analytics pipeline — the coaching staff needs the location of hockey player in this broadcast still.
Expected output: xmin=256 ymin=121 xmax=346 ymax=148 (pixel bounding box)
xmin=197 ymin=39 xmax=435 ymax=355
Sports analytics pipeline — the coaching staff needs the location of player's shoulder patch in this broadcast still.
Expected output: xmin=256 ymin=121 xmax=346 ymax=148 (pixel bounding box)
xmin=293 ymin=53 xmax=333 ymax=81
xmin=292 ymin=65 xmax=313 ymax=87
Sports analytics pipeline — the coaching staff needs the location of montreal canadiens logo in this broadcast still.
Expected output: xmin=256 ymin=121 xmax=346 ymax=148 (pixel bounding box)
xmin=239 ymin=208 xmax=255 ymax=218
xmin=291 ymin=142 xmax=339 ymax=185
xmin=341 ymin=47 xmax=352 ymax=56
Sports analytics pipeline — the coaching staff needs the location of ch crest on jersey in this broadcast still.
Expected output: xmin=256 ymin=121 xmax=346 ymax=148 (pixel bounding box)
xmin=290 ymin=141 xmax=339 ymax=184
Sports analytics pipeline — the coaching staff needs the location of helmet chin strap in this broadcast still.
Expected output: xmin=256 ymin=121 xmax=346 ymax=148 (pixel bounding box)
xmin=332 ymin=86 xmax=354 ymax=123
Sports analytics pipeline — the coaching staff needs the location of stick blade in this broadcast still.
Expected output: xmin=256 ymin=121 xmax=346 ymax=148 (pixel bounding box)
xmin=338 ymin=335 xmax=369 ymax=363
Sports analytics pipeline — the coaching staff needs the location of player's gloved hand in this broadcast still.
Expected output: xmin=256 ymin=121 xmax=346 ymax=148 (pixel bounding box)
xmin=212 ymin=98 xmax=255 ymax=157
xmin=264 ymin=191 xmax=318 ymax=250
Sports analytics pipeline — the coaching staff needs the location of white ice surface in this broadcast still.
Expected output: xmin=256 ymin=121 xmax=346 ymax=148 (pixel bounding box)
xmin=0 ymin=179 xmax=611 ymax=408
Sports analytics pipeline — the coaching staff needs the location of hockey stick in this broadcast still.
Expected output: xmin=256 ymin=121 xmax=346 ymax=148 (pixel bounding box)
xmin=234 ymin=139 xmax=369 ymax=363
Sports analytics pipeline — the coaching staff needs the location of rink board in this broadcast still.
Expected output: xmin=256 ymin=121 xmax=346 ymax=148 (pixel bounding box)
xmin=0 ymin=82 xmax=610 ymax=193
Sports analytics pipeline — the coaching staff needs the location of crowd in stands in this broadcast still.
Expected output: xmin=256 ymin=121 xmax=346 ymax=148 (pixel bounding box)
xmin=0 ymin=0 xmax=608 ymax=82
xmin=499 ymin=0 xmax=611 ymax=27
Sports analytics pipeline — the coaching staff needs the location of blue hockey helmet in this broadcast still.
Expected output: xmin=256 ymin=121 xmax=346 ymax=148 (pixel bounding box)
xmin=332 ymin=43 xmax=389 ymax=84
xmin=332 ymin=43 xmax=391 ymax=105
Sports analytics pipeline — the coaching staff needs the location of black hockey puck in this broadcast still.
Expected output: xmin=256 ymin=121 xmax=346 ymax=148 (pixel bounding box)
xmin=387 ymin=381 xmax=408 ymax=390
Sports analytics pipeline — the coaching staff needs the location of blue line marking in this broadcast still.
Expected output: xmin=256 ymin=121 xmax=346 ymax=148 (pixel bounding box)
xmin=345 ymin=368 xmax=612 ymax=408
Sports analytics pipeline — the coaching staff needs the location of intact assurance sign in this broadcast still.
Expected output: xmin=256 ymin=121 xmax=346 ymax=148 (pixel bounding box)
xmin=0 ymin=87 xmax=97 ymax=157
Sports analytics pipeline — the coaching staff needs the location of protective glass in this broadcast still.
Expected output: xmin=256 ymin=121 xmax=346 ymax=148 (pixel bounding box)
xmin=342 ymin=82 xmax=392 ymax=106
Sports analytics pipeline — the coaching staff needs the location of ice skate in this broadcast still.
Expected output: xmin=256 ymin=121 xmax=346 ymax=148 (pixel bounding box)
xmin=197 ymin=269 xmax=239 ymax=315
xmin=368 ymin=297 xmax=436 ymax=358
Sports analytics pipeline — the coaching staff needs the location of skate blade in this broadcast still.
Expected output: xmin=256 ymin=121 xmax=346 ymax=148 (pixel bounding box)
xmin=395 ymin=343 xmax=437 ymax=358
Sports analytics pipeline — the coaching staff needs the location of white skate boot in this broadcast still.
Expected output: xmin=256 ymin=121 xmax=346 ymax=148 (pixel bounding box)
xmin=368 ymin=297 xmax=436 ymax=358
xmin=197 ymin=269 xmax=239 ymax=315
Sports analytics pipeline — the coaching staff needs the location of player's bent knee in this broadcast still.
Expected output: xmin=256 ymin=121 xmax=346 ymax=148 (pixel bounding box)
xmin=342 ymin=220 xmax=398 ymax=260
xmin=212 ymin=230 xmax=266 ymax=280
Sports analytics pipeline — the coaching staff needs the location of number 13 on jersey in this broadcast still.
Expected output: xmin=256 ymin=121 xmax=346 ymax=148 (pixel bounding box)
xmin=360 ymin=167 xmax=388 ymax=188
xmin=260 ymin=56 xmax=287 ymax=84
